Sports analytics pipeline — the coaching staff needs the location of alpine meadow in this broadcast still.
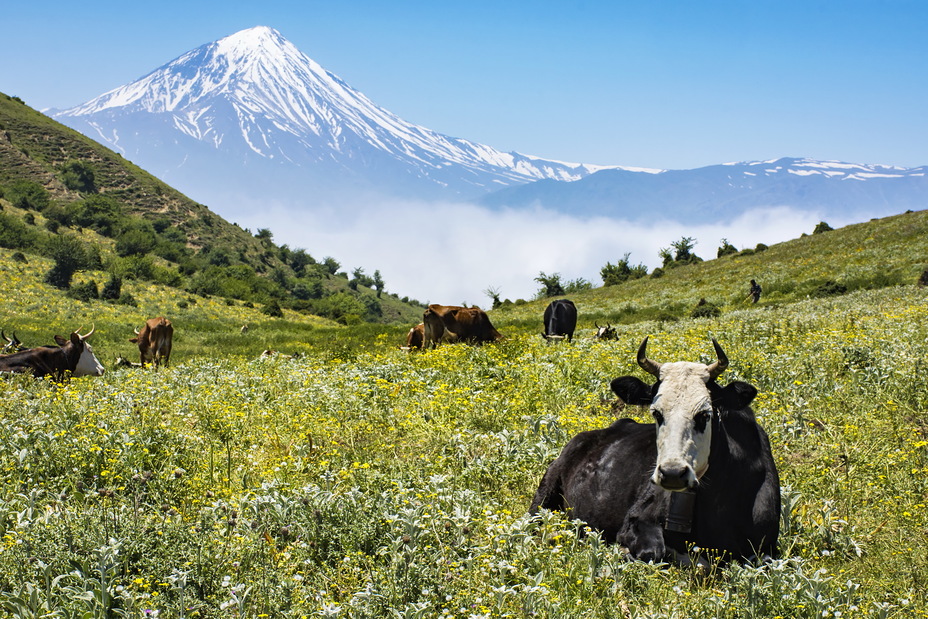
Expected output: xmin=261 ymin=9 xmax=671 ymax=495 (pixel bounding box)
xmin=4 ymin=86 xmax=928 ymax=618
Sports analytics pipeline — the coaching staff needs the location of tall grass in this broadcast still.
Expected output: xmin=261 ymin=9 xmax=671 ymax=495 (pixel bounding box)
xmin=0 ymin=284 xmax=925 ymax=617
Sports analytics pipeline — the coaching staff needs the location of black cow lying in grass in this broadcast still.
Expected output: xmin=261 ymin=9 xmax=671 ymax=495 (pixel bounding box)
xmin=530 ymin=337 xmax=780 ymax=565
xmin=0 ymin=326 xmax=105 ymax=380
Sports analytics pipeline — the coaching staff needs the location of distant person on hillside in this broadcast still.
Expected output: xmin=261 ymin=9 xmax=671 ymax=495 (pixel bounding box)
xmin=746 ymin=279 xmax=762 ymax=304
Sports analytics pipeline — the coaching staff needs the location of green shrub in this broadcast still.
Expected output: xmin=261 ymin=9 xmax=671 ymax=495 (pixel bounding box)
xmin=812 ymin=280 xmax=848 ymax=297
xmin=58 ymin=159 xmax=96 ymax=193
xmin=813 ymin=221 xmax=834 ymax=234
xmin=5 ymin=180 xmax=49 ymax=210
xmin=691 ymin=298 xmax=721 ymax=319
xmin=262 ymin=299 xmax=284 ymax=318
xmin=717 ymin=239 xmax=738 ymax=258
xmin=66 ymin=279 xmax=99 ymax=302
xmin=101 ymin=275 xmax=122 ymax=301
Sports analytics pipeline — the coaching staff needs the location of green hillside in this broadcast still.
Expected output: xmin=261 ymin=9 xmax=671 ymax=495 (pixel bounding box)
xmin=493 ymin=208 xmax=928 ymax=333
xmin=3 ymin=90 xmax=928 ymax=616
xmin=0 ymin=92 xmax=423 ymax=326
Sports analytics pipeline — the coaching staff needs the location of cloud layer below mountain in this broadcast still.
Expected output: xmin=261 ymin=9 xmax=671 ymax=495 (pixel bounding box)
xmin=221 ymin=199 xmax=827 ymax=306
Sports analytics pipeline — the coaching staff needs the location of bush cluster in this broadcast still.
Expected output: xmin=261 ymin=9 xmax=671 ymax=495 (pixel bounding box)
xmin=0 ymin=177 xmax=395 ymax=323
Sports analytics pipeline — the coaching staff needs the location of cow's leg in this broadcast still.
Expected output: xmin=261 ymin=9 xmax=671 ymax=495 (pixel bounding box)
xmin=619 ymin=487 xmax=669 ymax=562
xmin=529 ymin=467 xmax=565 ymax=514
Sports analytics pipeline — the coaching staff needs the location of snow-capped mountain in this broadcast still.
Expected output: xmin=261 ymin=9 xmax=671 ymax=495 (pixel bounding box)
xmin=52 ymin=25 xmax=926 ymax=228
xmin=481 ymin=157 xmax=928 ymax=223
xmin=53 ymin=26 xmax=609 ymax=209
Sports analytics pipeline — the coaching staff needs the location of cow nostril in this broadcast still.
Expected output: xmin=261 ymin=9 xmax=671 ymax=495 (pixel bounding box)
xmin=658 ymin=465 xmax=689 ymax=490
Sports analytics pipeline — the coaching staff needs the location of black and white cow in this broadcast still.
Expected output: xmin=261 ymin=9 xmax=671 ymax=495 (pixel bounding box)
xmin=0 ymin=326 xmax=105 ymax=380
xmin=541 ymin=299 xmax=578 ymax=342
xmin=594 ymin=322 xmax=617 ymax=341
xmin=530 ymin=337 xmax=780 ymax=564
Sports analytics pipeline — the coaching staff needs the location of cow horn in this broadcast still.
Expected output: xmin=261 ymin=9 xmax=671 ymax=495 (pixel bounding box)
xmin=78 ymin=324 xmax=95 ymax=340
xmin=637 ymin=336 xmax=662 ymax=377
xmin=134 ymin=327 xmax=141 ymax=335
xmin=707 ymin=338 xmax=729 ymax=380
xmin=1 ymin=330 xmax=10 ymax=344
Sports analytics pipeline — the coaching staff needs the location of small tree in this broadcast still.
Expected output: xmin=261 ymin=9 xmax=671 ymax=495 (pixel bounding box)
xmin=67 ymin=280 xmax=99 ymax=302
xmin=58 ymin=159 xmax=97 ymax=193
xmin=671 ymin=236 xmax=697 ymax=262
xmin=601 ymin=252 xmax=647 ymax=286
xmin=255 ymin=228 xmax=274 ymax=245
xmin=115 ymin=227 xmax=156 ymax=257
xmin=534 ymin=272 xmax=565 ymax=298
xmin=322 ymin=257 xmax=340 ymax=277
xmin=101 ymin=275 xmax=122 ymax=301
xmin=484 ymin=286 xmax=502 ymax=309
xmin=43 ymin=236 xmax=100 ymax=289
xmin=261 ymin=299 xmax=285 ymax=318
xmin=564 ymin=277 xmax=593 ymax=294
xmin=813 ymin=221 xmax=834 ymax=234
xmin=6 ymin=181 xmax=50 ymax=211
xmin=289 ymin=248 xmax=314 ymax=277
xmin=717 ymin=238 xmax=738 ymax=258
xmin=372 ymin=270 xmax=385 ymax=298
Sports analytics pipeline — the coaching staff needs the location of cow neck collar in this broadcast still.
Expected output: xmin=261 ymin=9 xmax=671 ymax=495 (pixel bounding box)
xmin=664 ymin=489 xmax=696 ymax=533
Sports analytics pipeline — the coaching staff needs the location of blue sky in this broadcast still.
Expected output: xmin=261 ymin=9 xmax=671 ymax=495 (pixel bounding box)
xmin=4 ymin=0 xmax=927 ymax=171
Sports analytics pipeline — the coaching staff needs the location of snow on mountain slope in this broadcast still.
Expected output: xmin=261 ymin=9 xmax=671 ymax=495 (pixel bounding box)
xmin=54 ymin=26 xmax=614 ymax=202
xmin=481 ymin=156 xmax=928 ymax=223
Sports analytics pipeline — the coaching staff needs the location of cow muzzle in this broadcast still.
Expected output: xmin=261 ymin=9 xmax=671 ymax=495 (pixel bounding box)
xmin=654 ymin=463 xmax=697 ymax=491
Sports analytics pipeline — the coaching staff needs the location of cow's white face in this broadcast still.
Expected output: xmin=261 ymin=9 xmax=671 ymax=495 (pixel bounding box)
xmin=650 ymin=362 xmax=713 ymax=491
xmin=73 ymin=342 xmax=105 ymax=377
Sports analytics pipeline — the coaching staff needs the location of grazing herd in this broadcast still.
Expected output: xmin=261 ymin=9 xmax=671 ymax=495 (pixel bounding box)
xmin=4 ymin=298 xmax=781 ymax=565
xmin=411 ymin=298 xmax=781 ymax=563
xmin=0 ymin=317 xmax=174 ymax=379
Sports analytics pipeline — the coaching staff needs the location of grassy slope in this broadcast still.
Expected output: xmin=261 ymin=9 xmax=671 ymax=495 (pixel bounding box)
xmin=0 ymin=93 xmax=423 ymax=325
xmin=1 ymin=206 xmax=926 ymax=362
xmin=493 ymin=208 xmax=928 ymax=333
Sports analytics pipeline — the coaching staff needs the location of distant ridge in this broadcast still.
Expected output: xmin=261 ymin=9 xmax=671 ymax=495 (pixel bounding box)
xmin=480 ymin=157 xmax=928 ymax=223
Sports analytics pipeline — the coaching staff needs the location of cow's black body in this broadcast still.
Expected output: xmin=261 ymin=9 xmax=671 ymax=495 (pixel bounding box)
xmin=0 ymin=334 xmax=91 ymax=380
xmin=542 ymin=299 xmax=578 ymax=342
xmin=530 ymin=376 xmax=780 ymax=563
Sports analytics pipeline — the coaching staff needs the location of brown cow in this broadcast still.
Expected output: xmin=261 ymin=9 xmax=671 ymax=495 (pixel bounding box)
xmin=402 ymin=323 xmax=425 ymax=350
xmin=422 ymin=304 xmax=502 ymax=348
xmin=130 ymin=317 xmax=173 ymax=368
xmin=0 ymin=326 xmax=104 ymax=379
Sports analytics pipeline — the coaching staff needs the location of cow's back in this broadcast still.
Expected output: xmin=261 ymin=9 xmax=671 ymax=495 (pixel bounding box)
xmin=531 ymin=419 xmax=656 ymax=541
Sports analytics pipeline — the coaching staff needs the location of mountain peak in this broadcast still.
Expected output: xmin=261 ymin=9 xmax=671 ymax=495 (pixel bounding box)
xmin=213 ymin=26 xmax=300 ymax=65
xmin=54 ymin=26 xmax=605 ymax=202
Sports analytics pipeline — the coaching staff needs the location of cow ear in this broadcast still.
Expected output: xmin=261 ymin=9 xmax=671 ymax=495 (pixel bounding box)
xmin=129 ymin=337 xmax=139 ymax=343
xmin=54 ymin=335 xmax=67 ymax=346
xmin=610 ymin=376 xmax=655 ymax=406
xmin=69 ymin=332 xmax=83 ymax=347
xmin=712 ymin=380 xmax=757 ymax=409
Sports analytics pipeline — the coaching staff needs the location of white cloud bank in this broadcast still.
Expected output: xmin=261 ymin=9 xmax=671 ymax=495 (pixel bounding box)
xmin=227 ymin=199 xmax=826 ymax=306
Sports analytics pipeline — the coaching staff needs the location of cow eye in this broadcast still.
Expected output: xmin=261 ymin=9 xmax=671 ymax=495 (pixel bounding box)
xmin=652 ymin=410 xmax=664 ymax=426
xmin=694 ymin=410 xmax=711 ymax=432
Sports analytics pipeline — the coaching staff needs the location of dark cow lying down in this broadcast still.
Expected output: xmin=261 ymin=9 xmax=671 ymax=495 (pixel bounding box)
xmin=0 ymin=326 xmax=105 ymax=380
xmin=530 ymin=337 xmax=780 ymax=564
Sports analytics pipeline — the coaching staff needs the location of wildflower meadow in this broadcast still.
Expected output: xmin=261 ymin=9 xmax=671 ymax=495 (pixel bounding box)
xmin=0 ymin=281 xmax=926 ymax=618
